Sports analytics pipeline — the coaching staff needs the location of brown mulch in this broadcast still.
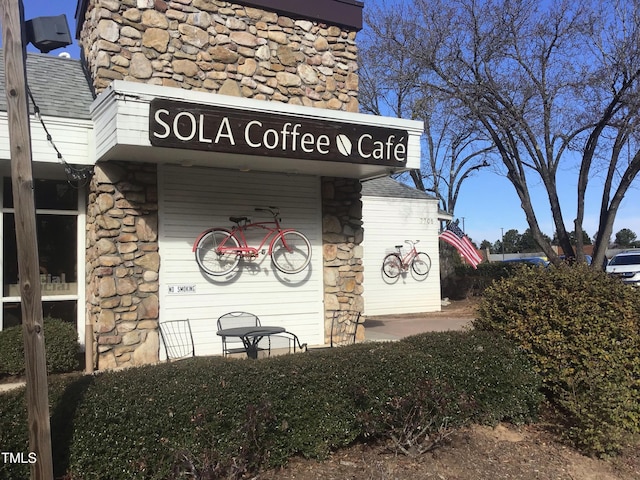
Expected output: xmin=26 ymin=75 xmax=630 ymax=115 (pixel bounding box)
xmin=257 ymin=423 xmax=640 ymax=480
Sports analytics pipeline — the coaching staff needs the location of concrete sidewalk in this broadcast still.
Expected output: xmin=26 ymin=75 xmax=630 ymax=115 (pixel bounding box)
xmin=364 ymin=314 xmax=473 ymax=342
xmin=0 ymin=380 xmax=25 ymax=393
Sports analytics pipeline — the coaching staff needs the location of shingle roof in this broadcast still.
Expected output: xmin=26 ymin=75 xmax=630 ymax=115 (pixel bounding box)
xmin=0 ymin=51 xmax=94 ymax=120
xmin=362 ymin=176 xmax=436 ymax=200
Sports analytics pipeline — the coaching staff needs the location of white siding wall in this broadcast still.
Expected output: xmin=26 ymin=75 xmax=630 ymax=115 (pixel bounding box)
xmin=362 ymin=196 xmax=441 ymax=315
xmin=0 ymin=114 xmax=93 ymax=166
xmin=158 ymin=165 xmax=323 ymax=357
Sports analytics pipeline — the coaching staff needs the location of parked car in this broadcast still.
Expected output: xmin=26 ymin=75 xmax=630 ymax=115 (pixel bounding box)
xmin=559 ymin=254 xmax=593 ymax=265
xmin=501 ymin=257 xmax=550 ymax=267
xmin=605 ymin=250 xmax=640 ymax=286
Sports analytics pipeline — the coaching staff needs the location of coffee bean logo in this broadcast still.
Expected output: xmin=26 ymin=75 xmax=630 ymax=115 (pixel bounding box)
xmin=336 ymin=134 xmax=353 ymax=156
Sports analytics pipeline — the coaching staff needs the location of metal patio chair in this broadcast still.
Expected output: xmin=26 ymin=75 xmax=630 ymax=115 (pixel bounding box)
xmin=308 ymin=309 xmax=364 ymax=350
xmin=217 ymin=311 xmax=262 ymax=357
xmin=266 ymin=330 xmax=308 ymax=355
xmin=329 ymin=309 xmax=364 ymax=347
xmin=159 ymin=319 xmax=195 ymax=361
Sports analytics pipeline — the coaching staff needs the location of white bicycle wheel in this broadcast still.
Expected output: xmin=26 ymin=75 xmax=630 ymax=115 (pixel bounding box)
xmin=271 ymin=231 xmax=312 ymax=274
xmin=194 ymin=229 xmax=240 ymax=276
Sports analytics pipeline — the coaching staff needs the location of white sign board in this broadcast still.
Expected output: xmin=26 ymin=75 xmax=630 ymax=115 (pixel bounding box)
xmin=167 ymin=284 xmax=196 ymax=294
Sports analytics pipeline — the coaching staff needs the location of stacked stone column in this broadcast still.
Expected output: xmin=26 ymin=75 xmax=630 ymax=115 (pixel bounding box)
xmin=87 ymin=162 xmax=160 ymax=369
xmin=321 ymin=177 xmax=365 ymax=343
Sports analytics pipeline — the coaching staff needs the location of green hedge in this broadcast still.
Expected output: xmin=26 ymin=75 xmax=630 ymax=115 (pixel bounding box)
xmin=444 ymin=262 xmax=522 ymax=299
xmin=0 ymin=317 xmax=79 ymax=376
xmin=474 ymin=263 xmax=640 ymax=456
xmin=0 ymin=330 xmax=541 ymax=480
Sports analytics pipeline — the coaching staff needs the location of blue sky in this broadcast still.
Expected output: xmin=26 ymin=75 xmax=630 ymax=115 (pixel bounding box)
xmin=452 ymin=165 xmax=640 ymax=246
xmin=10 ymin=0 xmax=640 ymax=246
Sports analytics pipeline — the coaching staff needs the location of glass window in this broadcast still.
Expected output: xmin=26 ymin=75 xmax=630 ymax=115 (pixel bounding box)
xmin=3 ymin=213 xmax=77 ymax=293
xmin=3 ymin=300 xmax=77 ymax=328
xmin=3 ymin=177 xmax=80 ymax=330
xmin=2 ymin=302 xmax=21 ymax=329
xmin=3 ymin=178 xmax=78 ymax=210
xmin=610 ymin=254 xmax=640 ymax=266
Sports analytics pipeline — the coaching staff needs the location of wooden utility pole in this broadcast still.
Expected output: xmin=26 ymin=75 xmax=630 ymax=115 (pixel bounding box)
xmin=0 ymin=1 xmax=54 ymax=478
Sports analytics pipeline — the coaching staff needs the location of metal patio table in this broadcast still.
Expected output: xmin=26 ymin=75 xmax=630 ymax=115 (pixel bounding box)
xmin=216 ymin=326 xmax=286 ymax=359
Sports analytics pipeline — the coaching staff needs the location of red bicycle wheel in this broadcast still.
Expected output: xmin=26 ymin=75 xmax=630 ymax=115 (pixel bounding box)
xmin=382 ymin=253 xmax=403 ymax=278
xmin=411 ymin=252 xmax=431 ymax=276
xmin=271 ymin=231 xmax=311 ymax=274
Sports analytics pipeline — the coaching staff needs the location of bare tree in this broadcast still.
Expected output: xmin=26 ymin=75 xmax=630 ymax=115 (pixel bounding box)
xmin=576 ymin=2 xmax=640 ymax=267
xmin=359 ymin=2 xmax=491 ymax=215
xmin=364 ymin=0 xmax=640 ymax=267
xmin=421 ymin=111 xmax=492 ymax=214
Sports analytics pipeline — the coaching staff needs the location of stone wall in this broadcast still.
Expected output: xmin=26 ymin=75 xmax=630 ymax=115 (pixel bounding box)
xmin=78 ymin=0 xmax=359 ymax=111
xmin=321 ymin=177 xmax=365 ymax=343
xmin=86 ymin=162 xmax=160 ymax=369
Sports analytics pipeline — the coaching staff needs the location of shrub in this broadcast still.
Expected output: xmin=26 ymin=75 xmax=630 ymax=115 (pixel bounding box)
xmin=356 ymin=331 xmax=542 ymax=455
xmin=0 ymin=317 xmax=79 ymax=376
xmin=0 ymin=331 xmax=541 ymax=480
xmin=0 ymin=326 xmax=23 ymax=376
xmin=444 ymin=262 xmax=520 ymax=299
xmin=474 ymin=263 xmax=640 ymax=456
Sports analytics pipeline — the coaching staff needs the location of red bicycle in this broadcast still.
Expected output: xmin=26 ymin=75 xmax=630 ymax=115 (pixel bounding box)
xmin=382 ymin=240 xmax=431 ymax=278
xmin=193 ymin=207 xmax=311 ymax=276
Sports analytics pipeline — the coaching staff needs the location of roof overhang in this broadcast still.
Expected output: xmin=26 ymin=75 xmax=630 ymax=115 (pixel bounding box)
xmin=438 ymin=210 xmax=454 ymax=222
xmin=76 ymin=0 xmax=364 ymax=37
xmin=90 ymin=81 xmax=423 ymax=180
xmin=240 ymin=0 xmax=364 ymax=30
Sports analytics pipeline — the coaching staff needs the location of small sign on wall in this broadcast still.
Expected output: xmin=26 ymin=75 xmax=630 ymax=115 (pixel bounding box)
xmin=168 ymin=284 xmax=196 ymax=294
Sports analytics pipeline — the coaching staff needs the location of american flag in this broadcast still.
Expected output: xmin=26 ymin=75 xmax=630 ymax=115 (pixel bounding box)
xmin=439 ymin=221 xmax=482 ymax=268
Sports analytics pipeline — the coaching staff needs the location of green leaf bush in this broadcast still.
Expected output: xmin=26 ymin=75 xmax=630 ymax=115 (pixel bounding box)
xmin=0 ymin=317 xmax=79 ymax=376
xmin=444 ymin=262 xmax=521 ymax=299
xmin=0 ymin=331 xmax=541 ymax=480
xmin=474 ymin=263 xmax=640 ymax=456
